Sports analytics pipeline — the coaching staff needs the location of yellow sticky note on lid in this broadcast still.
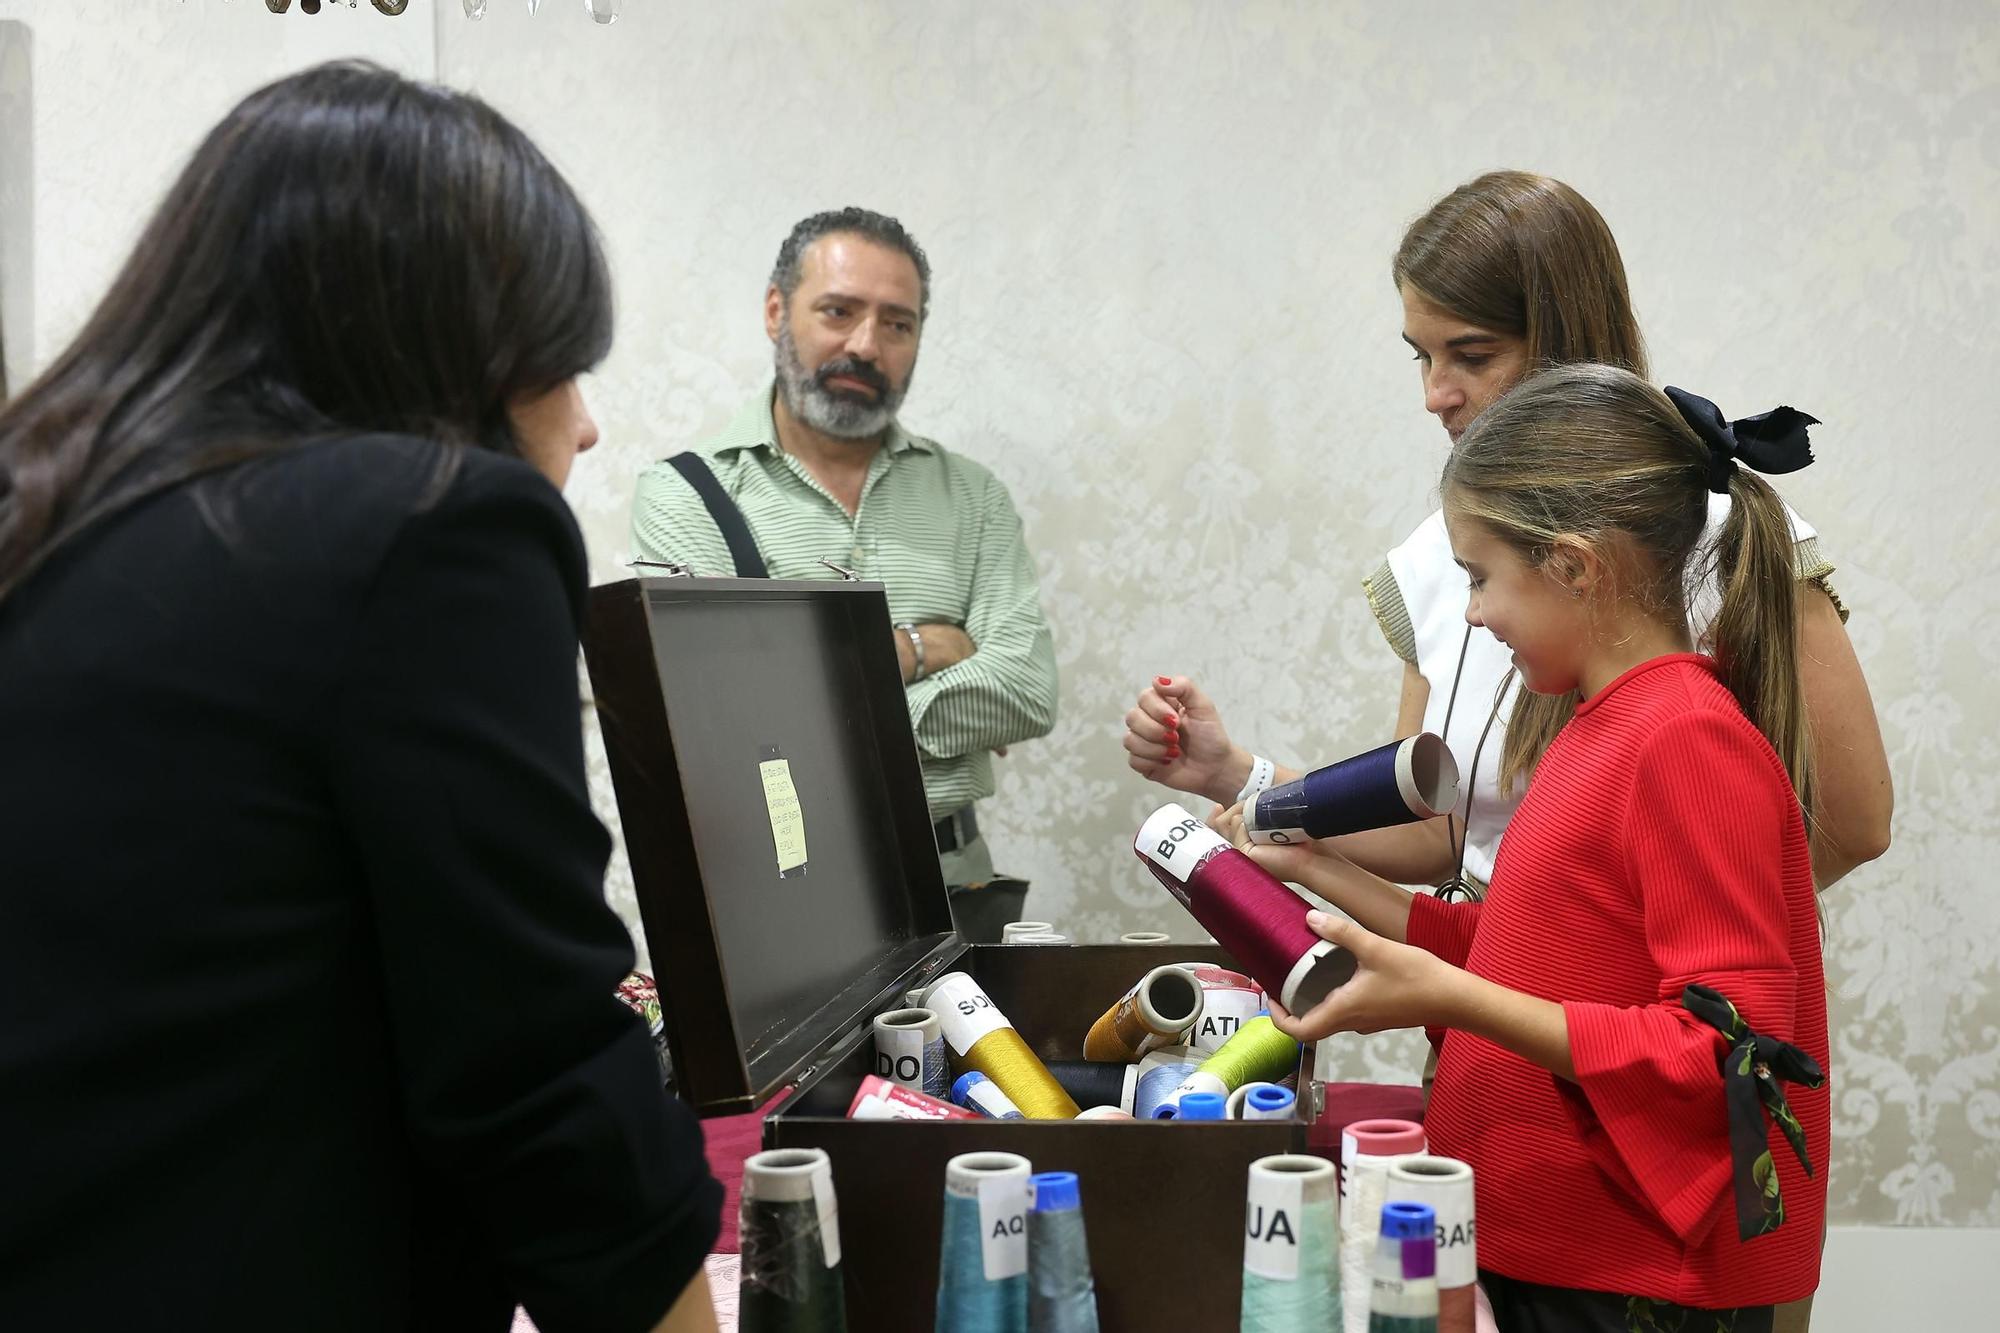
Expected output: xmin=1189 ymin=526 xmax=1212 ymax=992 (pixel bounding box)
xmin=759 ymin=758 xmax=808 ymax=874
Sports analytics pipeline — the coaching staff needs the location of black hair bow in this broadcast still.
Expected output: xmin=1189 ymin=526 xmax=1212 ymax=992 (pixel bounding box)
xmin=1663 ymin=387 xmax=1819 ymax=494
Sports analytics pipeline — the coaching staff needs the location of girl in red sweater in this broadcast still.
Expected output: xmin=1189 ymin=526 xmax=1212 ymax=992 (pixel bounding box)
xmin=1230 ymin=363 xmax=1830 ymax=1331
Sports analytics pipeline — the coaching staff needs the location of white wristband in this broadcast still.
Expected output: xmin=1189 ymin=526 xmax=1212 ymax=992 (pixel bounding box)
xmin=1234 ymin=754 xmax=1275 ymax=808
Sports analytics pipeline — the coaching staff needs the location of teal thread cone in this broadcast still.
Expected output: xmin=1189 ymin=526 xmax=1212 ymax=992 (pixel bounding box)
xmin=1365 ymin=1294 xmax=1439 ymax=1332
xmin=1241 ymin=1154 xmax=1340 ymax=1332
xmin=1027 ymin=1172 xmax=1099 ymax=1333
xmin=739 ymin=1148 xmax=848 ymax=1332
xmin=936 ymin=1152 xmax=1031 ymax=1333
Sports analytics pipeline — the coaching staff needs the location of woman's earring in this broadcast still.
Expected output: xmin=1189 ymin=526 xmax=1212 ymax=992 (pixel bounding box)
xmin=1570 ymin=587 xmax=1584 ymax=599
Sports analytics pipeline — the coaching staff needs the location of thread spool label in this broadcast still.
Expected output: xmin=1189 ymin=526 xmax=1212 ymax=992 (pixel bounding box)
xmin=1169 ymin=1070 xmax=1229 ymax=1104
xmin=1189 ymin=987 xmax=1264 ymax=1053
xmin=1437 ymin=1214 xmax=1476 ymax=1282
xmin=1391 ymin=1170 xmax=1476 ymax=1285
xmin=962 ymin=1079 xmax=1024 ymax=1119
xmin=977 ymin=1176 xmax=1029 ymax=1281
xmin=1244 ymin=1171 xmax=1305 ymax=1280
xmin=876 ymin=1024 xmax=940 ymax=1095
xmin=810 ymin=1158 xmax=841 ymax=1269
xmin=1246 ymin=822 xmax=1310 ymax=846
xmin=927 ymin=974 xmax=1008 ymax=1056
xmin=847 ymin=1074 xmax=976 ymax=1120
xmin=1136 ymin=805 xmax=1231 ymax=882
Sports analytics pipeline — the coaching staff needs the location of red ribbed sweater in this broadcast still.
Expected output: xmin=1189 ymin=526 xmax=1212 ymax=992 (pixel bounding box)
xmin=1408 ymin=654 xmax=1829 ymax=1307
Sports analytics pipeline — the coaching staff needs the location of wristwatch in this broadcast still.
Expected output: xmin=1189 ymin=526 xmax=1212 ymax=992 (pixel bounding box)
xmin=896 ymin=622 xmax=926 ymax=681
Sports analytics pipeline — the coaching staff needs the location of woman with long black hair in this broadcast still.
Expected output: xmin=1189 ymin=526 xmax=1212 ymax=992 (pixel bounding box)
xmin=0 ymin=63 xmax=720 ymax=1331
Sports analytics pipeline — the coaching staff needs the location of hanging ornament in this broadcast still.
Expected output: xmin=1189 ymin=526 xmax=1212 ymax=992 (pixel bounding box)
xmin=370 ymin=0 xmax=409 ymax=14
xmin=583 ymin=0 xmax=618 ymax=23
xmin=464 ymin=0 xmax=488 ymax=17
xmin=265 ymin=0 xmax=292 ymax=12
xmin=526 ymin=0 xmax=542 ymax=15
xmin=301 ymin=0 xmax=321 ymax=14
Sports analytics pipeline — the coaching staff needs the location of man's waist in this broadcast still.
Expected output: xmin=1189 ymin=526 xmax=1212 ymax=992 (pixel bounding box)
xmin=920 ymin=750 xmax=995 ymax=825
xmin=933 ymin=805 xmax=978 ymax=854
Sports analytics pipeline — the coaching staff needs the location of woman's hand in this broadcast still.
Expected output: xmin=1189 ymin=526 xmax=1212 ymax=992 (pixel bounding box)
xmin=1122 ymin=675 xmax=1248 ymax=805
xmin=1266 ymin=910 xmax=1462 ymax=1042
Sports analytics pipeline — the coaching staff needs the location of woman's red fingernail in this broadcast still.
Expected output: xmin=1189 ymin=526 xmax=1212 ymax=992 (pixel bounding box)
xmin=1166 ymin=746 xmax=1180 ymax=759
xmin=1155 ymin=675 xmax=1172 ymax=686
xmin=1163 ymin=713 xmax=1178 ymax=728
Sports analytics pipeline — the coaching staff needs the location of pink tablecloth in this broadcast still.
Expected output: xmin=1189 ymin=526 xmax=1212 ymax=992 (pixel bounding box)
xmin=699 ymin=1103 xmax=773 ymax=1254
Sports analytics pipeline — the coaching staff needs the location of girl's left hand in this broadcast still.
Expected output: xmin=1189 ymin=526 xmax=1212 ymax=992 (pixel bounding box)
xmin=1211 ymin=801 xmax=1329 ymax=888
xmin=1267 ymin=910 xmax=1461 ymax=1042
xmin=1208 ymin=800 xmax=1250 ymax=841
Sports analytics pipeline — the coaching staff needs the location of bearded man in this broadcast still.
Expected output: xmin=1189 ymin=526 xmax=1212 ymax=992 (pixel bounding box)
xmin=629 ymin=208 xmax=1057 ymax=938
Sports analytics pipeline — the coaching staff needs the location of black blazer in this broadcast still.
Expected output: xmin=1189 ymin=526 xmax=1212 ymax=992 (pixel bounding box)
xmin=0 ymin=436 xmax=720 ymax=1331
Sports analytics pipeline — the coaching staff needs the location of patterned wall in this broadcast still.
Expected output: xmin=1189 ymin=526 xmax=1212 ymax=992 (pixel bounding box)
xmin=6 ymin=0 xmax=1995 ymax=1229
xmin=0 ymin=20 xmax=26 ymax=398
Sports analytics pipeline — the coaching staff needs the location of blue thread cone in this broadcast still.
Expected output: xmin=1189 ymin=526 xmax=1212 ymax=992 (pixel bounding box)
xmin=1368 ymin=1202 xmax=1438 ymax=1332
xmin=1247 ymin=734 xmax=1458 ymax=844
xmin=1028 ymin=1172 xmax=1098 ymax=1332
xmin=955 ymin=1070 xmax=1027 ymax=1120
xmin=936 ymin=1152 xmax=1031 ymax=1333
xmin=1133 ymin=1061 xmax=1198 ymax=1119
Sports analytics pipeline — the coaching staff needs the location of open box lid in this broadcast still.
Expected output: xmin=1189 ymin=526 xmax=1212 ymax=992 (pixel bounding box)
xmin=583 ymin=575 xmax=961 ymax=1116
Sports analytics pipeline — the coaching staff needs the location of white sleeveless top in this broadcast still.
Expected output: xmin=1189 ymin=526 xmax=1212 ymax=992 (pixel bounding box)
xmin=1373 ymin=496 xmax=1830 ymax=888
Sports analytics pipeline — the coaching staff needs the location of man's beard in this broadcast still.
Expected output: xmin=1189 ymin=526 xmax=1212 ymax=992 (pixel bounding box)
xmin=774 ymin=323 xmax=911 ymax=440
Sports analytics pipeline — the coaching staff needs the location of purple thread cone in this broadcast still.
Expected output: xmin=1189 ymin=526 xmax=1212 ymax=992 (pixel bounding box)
xmin=1248 ymin=734 xmax=1459 ymax=844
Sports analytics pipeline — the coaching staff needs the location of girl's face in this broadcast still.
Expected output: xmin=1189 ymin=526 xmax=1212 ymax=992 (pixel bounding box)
xmin=1444 ymin=507 xmax=1590 ymax=696
xmin=1400 ymin=286 xmax=1532 ymax=443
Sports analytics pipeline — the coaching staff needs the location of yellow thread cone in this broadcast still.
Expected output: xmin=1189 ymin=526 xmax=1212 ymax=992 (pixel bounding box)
xmin=1082 ymin=964 xmax=1204 ymax=1062
xmin=922 ymin=972 xmax=1080 ymax=1120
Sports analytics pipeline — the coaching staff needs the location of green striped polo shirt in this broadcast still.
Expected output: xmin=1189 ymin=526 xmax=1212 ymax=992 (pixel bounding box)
xmin=630 ymin=386 xmax=1058 ymax=822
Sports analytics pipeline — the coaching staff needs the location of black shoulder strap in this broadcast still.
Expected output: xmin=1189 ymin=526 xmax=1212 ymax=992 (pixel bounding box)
xmin=664 ymin=452 xmax=768 ymax=579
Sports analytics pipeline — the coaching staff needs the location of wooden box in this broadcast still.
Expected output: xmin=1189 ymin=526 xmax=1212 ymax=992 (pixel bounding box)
xmin=584 ymin=576 xmax=1305 ymax=1330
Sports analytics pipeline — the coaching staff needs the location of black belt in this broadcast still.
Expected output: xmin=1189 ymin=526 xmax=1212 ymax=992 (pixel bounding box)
xmin=933 ymin=806 xmax=979 ymax=854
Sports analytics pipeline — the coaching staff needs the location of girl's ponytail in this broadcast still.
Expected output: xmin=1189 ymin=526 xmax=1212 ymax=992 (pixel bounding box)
xmin=1666 ymin=385 xmax=1819 ymax=816
xmin=1708 ymin=469 xmax=1813 ymax=814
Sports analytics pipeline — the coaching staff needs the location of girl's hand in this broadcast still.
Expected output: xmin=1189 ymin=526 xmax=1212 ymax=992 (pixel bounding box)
xmin=1267 ymin=910 xmax=1460 ymax=1042
xmin=1209 ymin=799 xmax=1250 ymax=842
xmin=1216 ymin=802 xmax=1349 ymax=890
xmin=1122 ymin=675 xmax=1245 ymax=805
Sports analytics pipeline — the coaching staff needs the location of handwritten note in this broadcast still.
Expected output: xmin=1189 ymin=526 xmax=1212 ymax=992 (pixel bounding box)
xmin=759 ymin=758 xmax=808 ymax=874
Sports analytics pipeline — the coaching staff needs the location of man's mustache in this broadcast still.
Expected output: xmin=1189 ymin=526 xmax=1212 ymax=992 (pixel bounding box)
xmin=815 ymin=358 xmax=890 ymax=397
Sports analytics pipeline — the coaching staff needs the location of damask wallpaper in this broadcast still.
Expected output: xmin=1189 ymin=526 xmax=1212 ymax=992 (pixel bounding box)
xmin=3 ymin=0 xmax=1993 ymax=1232
xmin=0 ymin=19 xmax=29 ymax=398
